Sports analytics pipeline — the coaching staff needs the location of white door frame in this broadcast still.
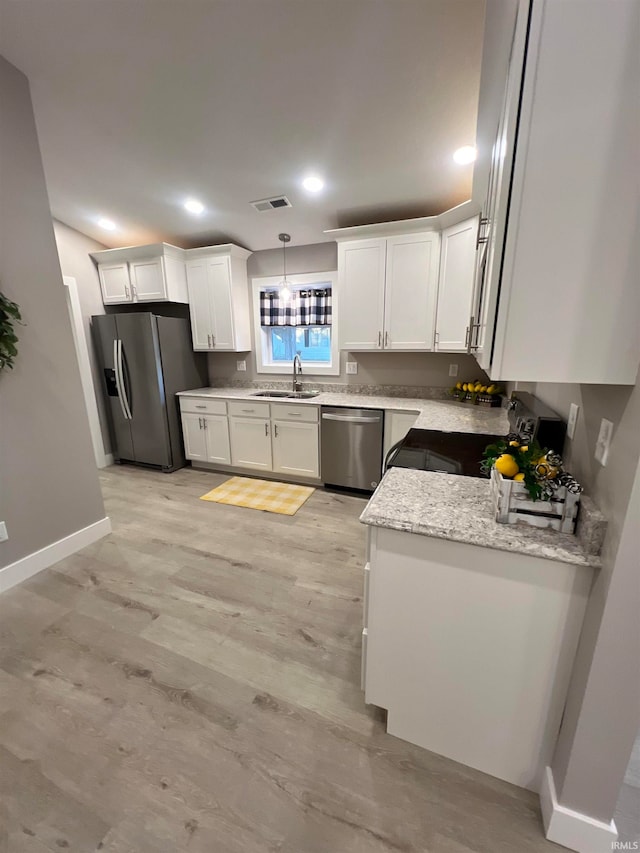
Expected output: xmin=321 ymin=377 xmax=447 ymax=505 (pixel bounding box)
xmin=63 ymin=276 xmax=112 ymax=469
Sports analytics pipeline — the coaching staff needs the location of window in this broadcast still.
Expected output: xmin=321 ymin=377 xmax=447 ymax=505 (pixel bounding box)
xmin=252 ymin=272 xmax=339 ymax=376
xmin=269 ymin=326 xmax=331 ymax=362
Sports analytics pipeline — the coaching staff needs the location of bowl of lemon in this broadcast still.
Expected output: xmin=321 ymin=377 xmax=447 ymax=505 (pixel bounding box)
xmin=449 ymin=380 xmax=503 ymax=406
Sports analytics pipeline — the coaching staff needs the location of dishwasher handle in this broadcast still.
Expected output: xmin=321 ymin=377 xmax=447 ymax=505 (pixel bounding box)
xmin=322 ymin=413 xmax=381 ymax=424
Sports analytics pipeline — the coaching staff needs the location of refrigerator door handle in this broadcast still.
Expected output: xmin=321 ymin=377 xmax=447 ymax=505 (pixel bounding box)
xmin=115 ymin=338 xmax=133 ymax=420
xmin=113 ymin=339 xmax=129 ymax=420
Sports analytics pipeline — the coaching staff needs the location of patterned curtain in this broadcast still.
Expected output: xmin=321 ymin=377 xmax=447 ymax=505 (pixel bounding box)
xmin=260 ymin=288 xmax=332 ymax=326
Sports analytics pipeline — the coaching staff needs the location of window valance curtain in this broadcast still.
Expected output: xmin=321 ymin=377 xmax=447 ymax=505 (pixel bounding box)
xmin=260 ymin=288 xmax=332 ymax=326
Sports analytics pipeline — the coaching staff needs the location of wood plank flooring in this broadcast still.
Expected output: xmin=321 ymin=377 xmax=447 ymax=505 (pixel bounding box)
xmin=0 ymin=464 xmax=568 ymax=853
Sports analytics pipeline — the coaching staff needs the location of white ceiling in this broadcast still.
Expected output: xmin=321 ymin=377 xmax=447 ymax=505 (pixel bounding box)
xmin=0 ymin=0 xmax=485 ymax=251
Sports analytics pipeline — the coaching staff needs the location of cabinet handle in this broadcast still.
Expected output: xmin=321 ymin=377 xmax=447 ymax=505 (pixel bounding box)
xmin=195 ymin=405 xmax=206 ymax=409
xmin=203 ymin=418 xmax=207 ymax=429
xmin=198 ymin=417 xmax=202 ymax=429
xmin=476 ymin=217 xmax=489 ymax=249
xmin=242 ymin=408 xmax=255 ymax=413
xmin=212 ymin=335 xmax=215 ymax=347
xmin=287 ymin=412 xmax=302 ymax=417
xmin=434 ymin=331 xmax=440 ymax=350
xmin=265 ymin=423 xmax=269 ymax=436
xmin=124 ymin=285 xmax=131 ymax=300
xmin=378 ymin=331 xmax=382 ymax=348
xmin=274 ymin=424 xmax=278 ymax=438
xmin=466 ymin=315 xmax=475 ymax=354
xmin=385 ymin=331 xmax=389 ymax=347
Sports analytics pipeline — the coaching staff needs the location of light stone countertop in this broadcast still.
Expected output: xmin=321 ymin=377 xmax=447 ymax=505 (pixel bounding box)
xmin=176 ymin=386 xmax=511 ymax=434
xmin=360 ymin=467 xmax=601 ymax=569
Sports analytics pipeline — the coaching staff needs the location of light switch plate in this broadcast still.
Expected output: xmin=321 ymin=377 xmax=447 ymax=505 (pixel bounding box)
xmin=236 ymin=360 xmax=247 ymax=372
xmin=0 ymin=521 xmax=7 ymax=542
xmin=567 ymin=403 xmax=579 ymax=440
xmin=594 ymin=418 xmax=614 ymax=466
xmin=449 ymin=363 xmax=459 ymax=377
xmin=346 ymin=362 xmax=358 ymax=375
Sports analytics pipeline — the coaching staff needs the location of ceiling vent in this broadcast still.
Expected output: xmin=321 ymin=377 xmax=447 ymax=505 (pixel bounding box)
xmin=250 ymin=195 xmax=292 ymax=212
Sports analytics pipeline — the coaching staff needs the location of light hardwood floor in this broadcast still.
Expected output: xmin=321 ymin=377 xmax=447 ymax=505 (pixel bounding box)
xmin=0 ymin=464 xmax=568 ymax=853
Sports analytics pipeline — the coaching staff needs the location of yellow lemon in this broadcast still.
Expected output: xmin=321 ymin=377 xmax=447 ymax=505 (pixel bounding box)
xmin=514 ymin=473 xmax=525 ymax=482
xmin=474 ymin=383 xmax=483 ymax=392
xmin=509 ymin=440 xmax=520 ymax=447
xmin=455 ymin=381 xmax=462 ymax=390
xmin=520 ymin=445 xmax=529 ymax=452
xmin=487 ymin=384 xmax=497 ymax=394
xmin=495 ymin=454 xmax=519 ymax=478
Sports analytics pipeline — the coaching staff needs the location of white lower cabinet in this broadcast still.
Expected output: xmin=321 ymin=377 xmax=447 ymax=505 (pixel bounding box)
xmin=181 ymin=413 xmax=208 ymax=461
xmin=382 ymin=410 xmax=419 ymax=462
xmin=203 ymin=415 xmax=231 ymax=464
xmin=271 ymin=420 xmax=319 ymax=479
xmin=181 ymin=412 xmax=231 ymax=464
xmin=229 ymin=417 xmax=272 ymax=471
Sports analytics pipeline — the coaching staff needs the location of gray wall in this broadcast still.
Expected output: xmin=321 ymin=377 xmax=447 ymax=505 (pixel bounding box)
xmin=530 ymin=376 xmax=640 ymax=822
xmin=53 ymin=220 xmax=111 ymax=453
xmin=0 ymin=54 xmax=105 ymax=569
xmin=209 ymin=241 xmax=489 ymax=389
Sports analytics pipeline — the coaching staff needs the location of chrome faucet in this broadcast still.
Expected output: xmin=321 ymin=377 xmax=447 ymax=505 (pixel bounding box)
xmin=292 ymin=353 xmax=303 ymax=392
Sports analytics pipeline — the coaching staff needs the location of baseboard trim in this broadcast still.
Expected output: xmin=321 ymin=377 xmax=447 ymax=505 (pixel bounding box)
xmin=540 ymin=766 xmax=618 ymax=852
xmin=0 ymin=517 xmax=112 ymax=593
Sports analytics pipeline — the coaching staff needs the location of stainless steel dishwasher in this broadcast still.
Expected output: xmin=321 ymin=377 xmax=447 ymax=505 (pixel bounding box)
xmin=320 ymin=406 xmax=384 ymax=492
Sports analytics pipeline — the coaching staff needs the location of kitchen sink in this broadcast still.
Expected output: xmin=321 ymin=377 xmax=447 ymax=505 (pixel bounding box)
xmin=251 ymin=390 xmax=320 ymax=399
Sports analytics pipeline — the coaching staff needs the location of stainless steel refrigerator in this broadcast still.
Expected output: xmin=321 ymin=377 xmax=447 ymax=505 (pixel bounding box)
xmin=92 ymin=313 xmax=207 ymax=472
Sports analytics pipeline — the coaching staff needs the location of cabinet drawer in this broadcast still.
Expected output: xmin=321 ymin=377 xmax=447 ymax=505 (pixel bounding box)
xmin=270 ymin=402 xmax=319 ymax=423
xmin=179 ymin=397 xmax=227 ymax=416
xmin=227 ymin=400 xmax=270 ymax=419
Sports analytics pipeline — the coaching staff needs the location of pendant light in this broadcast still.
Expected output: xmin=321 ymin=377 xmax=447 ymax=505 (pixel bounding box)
xmin=278 ymin=232 xmax=292 ymax=301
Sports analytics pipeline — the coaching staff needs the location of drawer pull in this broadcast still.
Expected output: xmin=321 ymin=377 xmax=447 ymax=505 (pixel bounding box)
xmin=195 ymin=405 xmax=206 ymax=409
xmin=287 ymin=412 xmax=302 ymax=417
xmin=242 ymin=408 xmax=255 ymax=413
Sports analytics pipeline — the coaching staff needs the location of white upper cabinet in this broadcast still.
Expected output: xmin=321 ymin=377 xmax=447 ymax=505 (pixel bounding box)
xmin=384 ymin=233 xmax=440 ymax=350
xmin=98 ymin=263 xmax=132 ymax=304
xmin=471 ymin=0 xmax=639 ymax=384
xmin=91 ymin=244 xmax=188 ymax=306
xmin=338 ymin=239 xmax=386 ymax=350
xmin=434 ymin=217 xmax=479 ymax=352
xmin=337 ymin=231 xmax=440 ymax=351
xmin=184 ymin=245 xmax=251 ymax=352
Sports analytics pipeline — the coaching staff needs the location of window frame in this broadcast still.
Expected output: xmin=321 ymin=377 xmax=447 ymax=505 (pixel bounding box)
xmin=252 ymin=272 xmax=339 ymax=376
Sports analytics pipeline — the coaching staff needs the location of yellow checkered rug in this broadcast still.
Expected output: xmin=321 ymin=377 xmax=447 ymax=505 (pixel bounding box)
xmin=199 ymin=477 xmax=315 ymax=516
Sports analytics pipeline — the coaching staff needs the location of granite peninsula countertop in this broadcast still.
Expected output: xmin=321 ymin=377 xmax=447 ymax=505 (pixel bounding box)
xmin=360 ymin=467 xmax=602 ymax=569
xmin=177 ymin=386 xmax=510 ymax=434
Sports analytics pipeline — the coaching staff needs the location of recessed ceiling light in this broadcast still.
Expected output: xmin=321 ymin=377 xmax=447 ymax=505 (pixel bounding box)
xmin=453 ymin=146 xmax=477 ymax=165
xmin=302 ymin=176 xmax=324 ymax=193
xmin=97 ymin=217 xmax=117 ymax=231
xmin=184 ymin=198 xmax=205 ymax=215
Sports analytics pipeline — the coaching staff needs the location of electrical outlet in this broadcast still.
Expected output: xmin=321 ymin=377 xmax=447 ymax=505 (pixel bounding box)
xmin=449 ymin=363 xmax=459 ymax=377
xmin=567 ymin=403 xmax=580 ymax=440
xmin=236 ymin=360 xmax=247 ymax=372
xmin=346 ymin=362 xmax=358 ymax=375
xmin=594 ymin=418 xmax=614 ymax=466
xmin=0 ymin=521 xmax=7 ymax=542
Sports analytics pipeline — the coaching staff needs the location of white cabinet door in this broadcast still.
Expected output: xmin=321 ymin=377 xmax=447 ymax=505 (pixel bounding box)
xmin=229 ymin=417 xmax=272 ymax=470
xmin=130 ymin=258 xmax=168 ymax=301
xmin=186 ymin=259 xmax=213 ymax=350
xmin=181 ymin=413 xmax=208 ymax=461
xmin=384 ymin=233 xmax=440 ymax=350
xmin=98 ymin=263 xmax=132 ymax=304
xmin=208 ymin=257 xmax=235 ymax=350
xmin=435 ymin=218 xmax=479 ymax=352
xmin=204 ymin=415 xmax=231 ymax=464
xmin=272 ymin=420 xmax=319 ymax=479
xmin=382 ymin=410 xmax=419 ymax=461
xmin=338 ymin=239 xmax=386 ymax=350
